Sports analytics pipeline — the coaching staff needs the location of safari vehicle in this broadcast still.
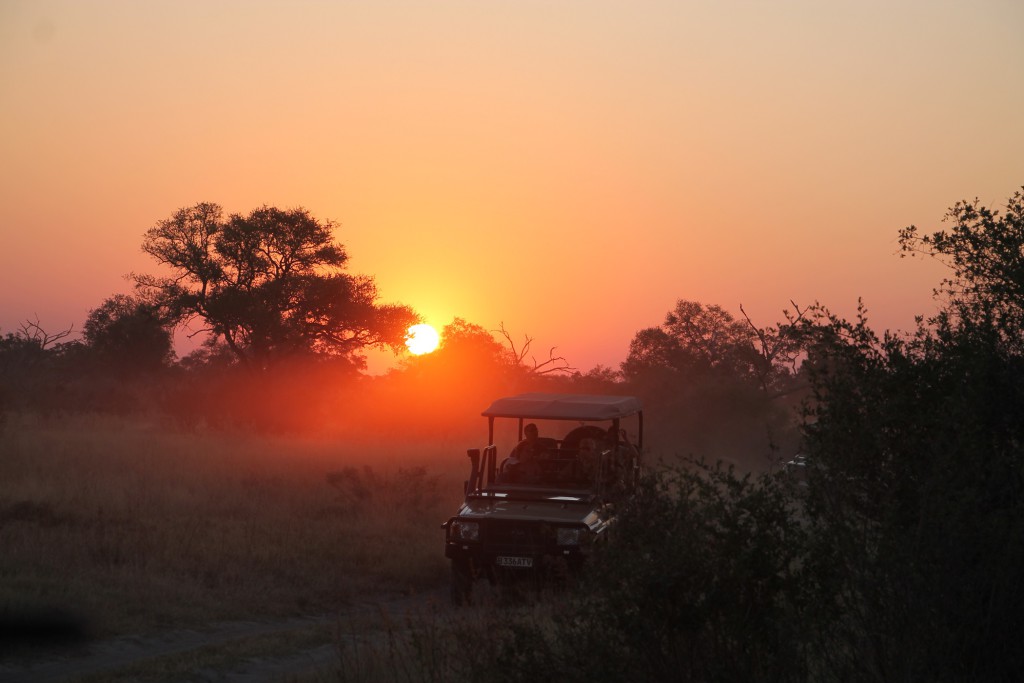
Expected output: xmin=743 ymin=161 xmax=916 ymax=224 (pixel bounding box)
xmin=443 ymin=392 xmax=643 ymax=604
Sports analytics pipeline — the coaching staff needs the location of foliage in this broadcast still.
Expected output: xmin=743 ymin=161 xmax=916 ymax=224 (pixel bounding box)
xmin=621 ymin=300 xmax=804 ymax=468
xmin=622 ymin=300 xmax=756 ymax=383
xmin=795 ymin=187 xmax=1024 ymax=680
xmin=622 ymin=300 xmax=801 ymax=392
xmin=0 ymin=319 xmax=82 ymax=413
xmin=373 ymin=318 xmax=555 ymax=432
xmin=435 ymin=318 xmax=510 ymax=367
xmin=564 ymin=364 xmax=623 ymax=394
xmin=794 ymin=302 xmax=1024 ymax=681
xmin=136 ymin=203 xmax=418 ymax=369
xmin=368 ymin=463 xmax=809 ymax=683
xmin=899 ymin=186 xmax=1024 ymax=350
xmin=403 ymin=318 xmax=572 ymax=383
xmin=546 ymin=463 xmax=809 ymax=683
xmin=82 ymin=293 xmax=174 ymax=373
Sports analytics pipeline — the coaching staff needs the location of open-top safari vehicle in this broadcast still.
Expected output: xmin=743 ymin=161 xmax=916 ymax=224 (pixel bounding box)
xmin=442 ymin=392 xmax=644 ymax=604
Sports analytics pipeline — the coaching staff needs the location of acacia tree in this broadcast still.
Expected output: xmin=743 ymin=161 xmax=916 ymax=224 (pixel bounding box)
xmin=136 ymin=203 xmax=417 ymax=369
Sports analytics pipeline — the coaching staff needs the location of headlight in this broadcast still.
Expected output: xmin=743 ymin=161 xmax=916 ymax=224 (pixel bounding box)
xmin=556 ymin=527 xmax=583 ymax=546
xmin=451 ymin=520 xmax=479 ymax=542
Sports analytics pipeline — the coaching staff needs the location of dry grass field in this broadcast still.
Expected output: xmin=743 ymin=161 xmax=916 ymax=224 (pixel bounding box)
xmin=0 ymin=412 xmax=471 ymax=640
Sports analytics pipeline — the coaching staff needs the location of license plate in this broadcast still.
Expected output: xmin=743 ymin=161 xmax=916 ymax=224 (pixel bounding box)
xmin=496 ymin=556 xmax=533 ymax=568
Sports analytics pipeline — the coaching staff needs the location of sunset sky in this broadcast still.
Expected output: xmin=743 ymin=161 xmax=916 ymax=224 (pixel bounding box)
xmin=2 ymin=0 xmax=1022 ymax=372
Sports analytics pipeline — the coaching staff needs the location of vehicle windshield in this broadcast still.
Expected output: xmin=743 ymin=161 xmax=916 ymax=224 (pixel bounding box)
xmin=488 ymin=418 xmax=637 ymax=495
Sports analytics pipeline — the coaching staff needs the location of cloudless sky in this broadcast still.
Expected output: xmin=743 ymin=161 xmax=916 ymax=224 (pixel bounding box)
xmin=2 ymin=0 xmax=1022 ymax=372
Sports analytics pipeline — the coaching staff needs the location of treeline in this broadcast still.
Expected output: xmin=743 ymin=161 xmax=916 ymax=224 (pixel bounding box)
xmin=0 ymin=202 xmax=805 ymax=464
xmin=0 ymin=302 xmax=801 ymax=464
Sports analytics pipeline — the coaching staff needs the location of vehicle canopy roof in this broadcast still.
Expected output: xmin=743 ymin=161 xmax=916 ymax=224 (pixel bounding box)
xmin=482 ymin=393 xmax=642 ymax=421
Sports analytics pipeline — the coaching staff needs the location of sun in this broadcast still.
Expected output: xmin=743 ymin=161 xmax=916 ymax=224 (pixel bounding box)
xmin=406 ymin=323 xmax=440 ymax=355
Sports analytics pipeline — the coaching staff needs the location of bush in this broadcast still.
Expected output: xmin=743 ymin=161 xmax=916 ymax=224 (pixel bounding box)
xmin=416 ymin=462 xmax=809 ymax=683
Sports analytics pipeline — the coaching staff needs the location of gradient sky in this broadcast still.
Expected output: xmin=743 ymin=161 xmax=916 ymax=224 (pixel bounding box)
xmin=2 ymin=0 xmax=1023 ymax=372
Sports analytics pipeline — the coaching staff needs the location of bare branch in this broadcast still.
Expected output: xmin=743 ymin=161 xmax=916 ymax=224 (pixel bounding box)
xmin=496 ymin=322 xmax=531 ymax=364
xmin=739 ymin=302 xmax=809 ymax=393
xmin=18 ymin=316 xmax=74 ymax=349
xmin=496 ymin=322 xmax=575 ymax=375
xmin=532 ymin=346 xmax=576 ymax=375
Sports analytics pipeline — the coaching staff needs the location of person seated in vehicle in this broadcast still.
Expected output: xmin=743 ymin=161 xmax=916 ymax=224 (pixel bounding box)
xmin=500 ymin=423 xmax=544 ymax=483
xmin=511 ymin=423 xmax=542 ymax=459
xmin=560 ymin=437 xmax=606 ymax=484
xmin=574 ymin=437 xmax=601 ymax=479
xmin=605 ymin=424 xmax=641 ymax=475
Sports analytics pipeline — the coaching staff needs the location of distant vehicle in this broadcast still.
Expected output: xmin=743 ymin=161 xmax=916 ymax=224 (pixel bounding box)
xmin=783 ymin=454 xmax=809 ymax=487
xmin=442 ymin=392 xmax=644 ymax=604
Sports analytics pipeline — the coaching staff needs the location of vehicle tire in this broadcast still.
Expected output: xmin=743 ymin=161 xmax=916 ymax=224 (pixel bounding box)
xmin=450 ymin=559 xmax=473 ymax=606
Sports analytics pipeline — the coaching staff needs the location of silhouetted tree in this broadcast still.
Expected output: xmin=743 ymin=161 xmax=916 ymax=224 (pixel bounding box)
xmin=397 ymin=318 xmax=517 ymax=393
xmin=622 ymin=300 xmax=802 ymax=466
xmin=83 ymin=294 xmax=173 ymax=373
xmin=0 ymin=319 xmax=79 ymax=412
xmin=136 ymin=203 xmax=417 ymax=370
xmin=623 ymin=300 xmax=801 ymax=391
xmin=437 ymin=318 xmax=509 ymax=366
xmin=900 ymin=185 xmax=1024 ymax=350
xmin=1 ymin=318 xmax=73 ymax=359
xmin=565 ymin=364 xmax=623 ymax=394
xmin=622 ymin=301 xmax=754 ymax=382
xmin=401 ymin=318 xmax=571 ymax=385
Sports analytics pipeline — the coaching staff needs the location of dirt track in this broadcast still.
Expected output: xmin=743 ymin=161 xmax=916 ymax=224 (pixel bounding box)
xmin=0 ymin=588 xmax=447 ymax=683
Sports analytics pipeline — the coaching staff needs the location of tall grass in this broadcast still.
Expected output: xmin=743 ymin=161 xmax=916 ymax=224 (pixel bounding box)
xmin=0 ymin=412 xmax=469 ymax=637
xmin=305 ymin=596 xmax=563 ymax=683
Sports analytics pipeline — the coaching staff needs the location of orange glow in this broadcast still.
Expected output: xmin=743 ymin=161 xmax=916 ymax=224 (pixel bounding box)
xmin=0 ymin=4 xmax=1020 ymax=376
xmin=406 ymin=324 xmax=440 ymax=355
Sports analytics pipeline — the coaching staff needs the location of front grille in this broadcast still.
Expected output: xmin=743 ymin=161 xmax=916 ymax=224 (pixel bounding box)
xmin=483 ymin=520 xmax=553 ymax=548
